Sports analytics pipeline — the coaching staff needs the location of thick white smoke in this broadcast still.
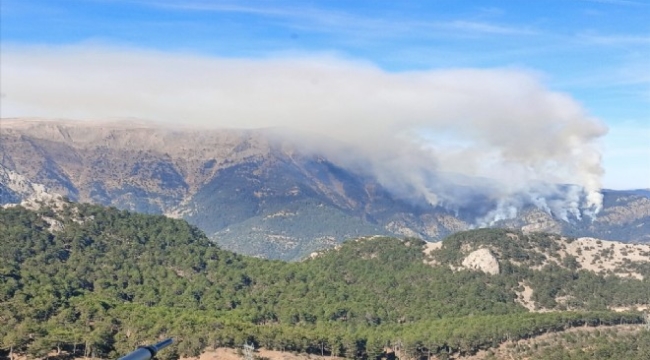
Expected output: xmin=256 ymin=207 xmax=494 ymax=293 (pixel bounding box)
xmin=1 ymin=45 xmax=607 ymax=222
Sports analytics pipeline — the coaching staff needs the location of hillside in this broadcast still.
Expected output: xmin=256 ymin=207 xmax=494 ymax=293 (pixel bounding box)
xmin=1 ymin=119 xmax=650 ymax=262
xmin=427 ymin=230 xmax=650 ymax=311
xmin=462 ymin=325 xmax=650 ymax=359
xmin=196 ymin=326 xmax=650 ymax=360
xmin=1 ymin=202 xmax=648 ymax=359
xmin=0 ymin=119 xmax=467 ymax=260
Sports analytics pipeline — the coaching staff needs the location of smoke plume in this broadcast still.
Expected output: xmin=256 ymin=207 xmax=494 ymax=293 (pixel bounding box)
xmin=1 ymin=45 xmax=608 ymax=222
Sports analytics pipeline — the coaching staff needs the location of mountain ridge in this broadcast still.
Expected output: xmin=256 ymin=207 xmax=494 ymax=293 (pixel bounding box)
xmin=2 ymin=118 xmax=649 ymax=260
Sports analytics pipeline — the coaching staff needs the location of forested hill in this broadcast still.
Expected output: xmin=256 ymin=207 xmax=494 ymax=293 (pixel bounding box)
xmin=1 ymin=202 xmax=649 ymax=359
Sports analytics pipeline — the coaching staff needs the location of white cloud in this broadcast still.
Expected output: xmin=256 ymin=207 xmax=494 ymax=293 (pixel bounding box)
xmin=1 ymin=44 xmax=609 ymax=217
xmin=578 ymin=33 xmax=650 ymax=46
xmin=580 ymin=0 xmax=648 ymax=6
xmin=140 ymin=0 xmax=538 ymax=39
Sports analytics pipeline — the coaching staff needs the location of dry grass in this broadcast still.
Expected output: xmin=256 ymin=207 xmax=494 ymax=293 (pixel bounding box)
xmin=182 ymin=347 xmax=344 ymax=360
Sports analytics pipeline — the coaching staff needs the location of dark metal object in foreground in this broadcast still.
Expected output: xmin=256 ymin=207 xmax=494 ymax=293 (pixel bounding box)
xmin=118 ymin=338 xmax=173 ymax=360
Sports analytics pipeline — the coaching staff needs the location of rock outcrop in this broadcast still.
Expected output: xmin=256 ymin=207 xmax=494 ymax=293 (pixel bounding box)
xmin=461 ymin=248 xmax=500 ymax=275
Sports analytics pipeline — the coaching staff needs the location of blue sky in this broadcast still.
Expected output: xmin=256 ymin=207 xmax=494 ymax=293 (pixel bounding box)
xmin=1 ymin=0 xmax=649 ymax=189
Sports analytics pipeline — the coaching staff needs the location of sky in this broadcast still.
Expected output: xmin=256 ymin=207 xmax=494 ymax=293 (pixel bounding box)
xmin=1 ymin=0 xmax=649 ymax=190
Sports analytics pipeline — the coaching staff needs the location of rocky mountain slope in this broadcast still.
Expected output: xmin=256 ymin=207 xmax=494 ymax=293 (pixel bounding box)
xmin=1 ymin=118 xmax=649 ymax=260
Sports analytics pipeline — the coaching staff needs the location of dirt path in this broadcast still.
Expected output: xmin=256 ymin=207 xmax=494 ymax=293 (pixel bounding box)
xmin=183 ymin=348 xmax=343 ymax=360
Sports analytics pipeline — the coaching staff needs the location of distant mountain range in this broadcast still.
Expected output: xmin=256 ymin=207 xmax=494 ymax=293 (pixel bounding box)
xmin=2 ymin=119 xmax=649 ymax=260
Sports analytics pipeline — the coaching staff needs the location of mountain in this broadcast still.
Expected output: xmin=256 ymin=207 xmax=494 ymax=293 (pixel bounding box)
xmin=1 ymin=118 xmax=649 ymax=260
xmin=1 ymin=202 xmax=648 ymax=359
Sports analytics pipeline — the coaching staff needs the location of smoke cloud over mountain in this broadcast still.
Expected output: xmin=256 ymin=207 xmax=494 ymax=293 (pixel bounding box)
xmin=1 ymin=45 xmax=607 ymax=222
